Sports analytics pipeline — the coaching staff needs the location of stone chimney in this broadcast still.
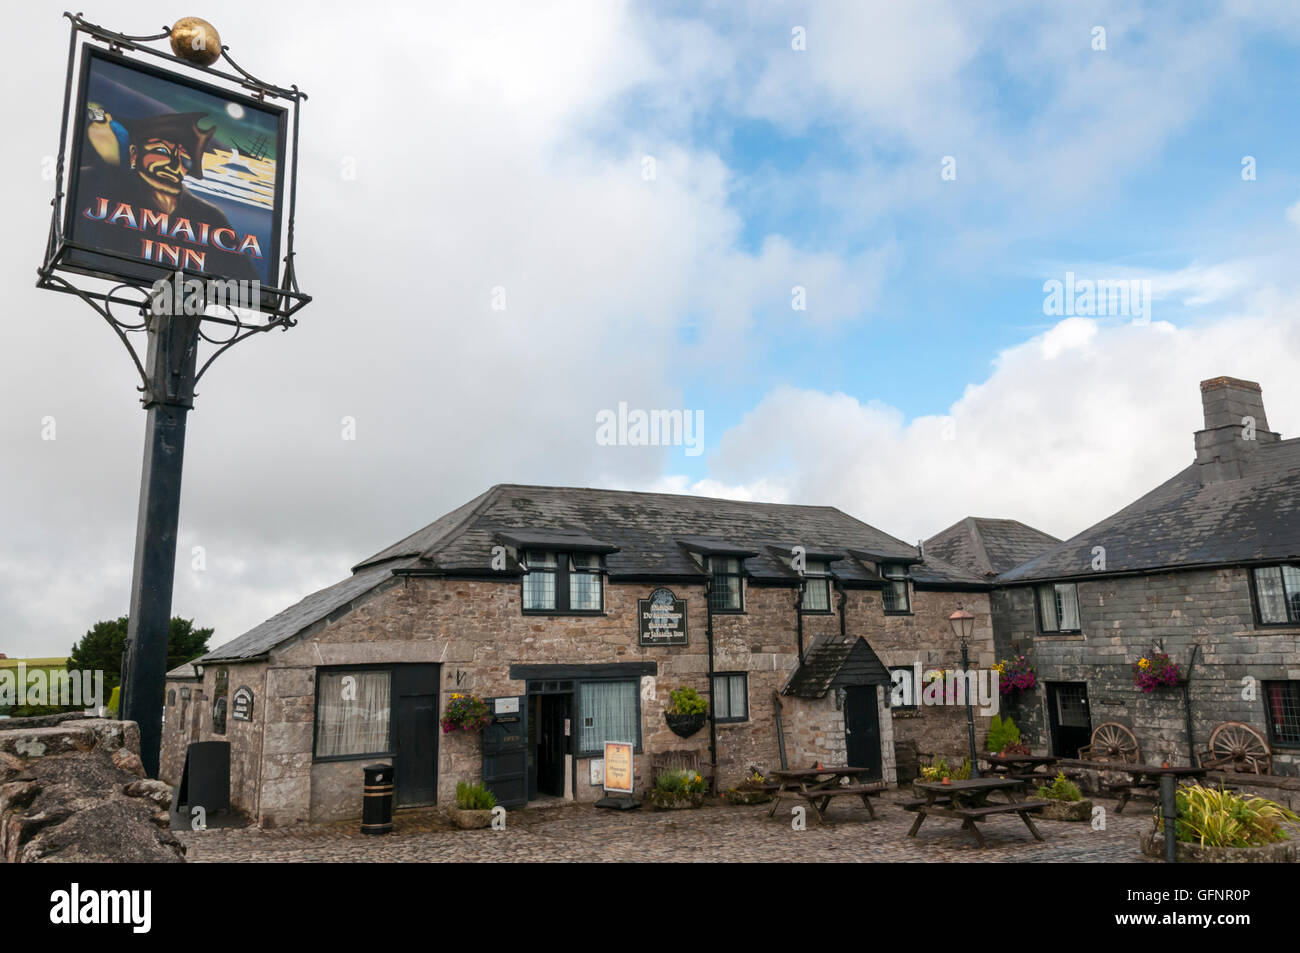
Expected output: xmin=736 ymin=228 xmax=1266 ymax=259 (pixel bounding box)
xmin=1194 ymin=377 xmax=1279 ymax=483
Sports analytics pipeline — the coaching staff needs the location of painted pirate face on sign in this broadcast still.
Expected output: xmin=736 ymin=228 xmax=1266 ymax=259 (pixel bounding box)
xmin=131 ymin=138 xmax=194 ymax=193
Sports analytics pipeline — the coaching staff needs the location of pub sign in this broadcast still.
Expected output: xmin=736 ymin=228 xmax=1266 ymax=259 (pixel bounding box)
xmin=638 ymin=587 xmax=687 ymax=646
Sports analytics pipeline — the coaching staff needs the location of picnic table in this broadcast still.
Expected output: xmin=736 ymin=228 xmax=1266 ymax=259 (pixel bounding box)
xmin=1105 ymin=764 xmax=1207 ymax=813
xmin=766 ymin=766 xmax=886 ymax=824
xmin=902 ymin=778 xmax=1050 ymax=848
xmin=985 ymin=754 xmax=1059 ymax=785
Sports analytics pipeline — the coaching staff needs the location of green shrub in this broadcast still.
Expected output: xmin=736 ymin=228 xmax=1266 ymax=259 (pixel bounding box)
xmin=654 ymin=769 xmax=707 ymax=794
xmin=919 ymin=756 xmax=971 ymax=781
xmin=1036 ymin=771 xmax=1083 ymax=802
xmin=667 ymin=686 xmax=708 ymax=716
xmin=985 ymin=713 xmax=1021 ymax=754
xmin=1158 ymin=784 xmax=1300 ymax=848
xmin=456 ymin=781 xmax=498 ymax=811
xmin=107 ymin=685 xmax=120 ymax=716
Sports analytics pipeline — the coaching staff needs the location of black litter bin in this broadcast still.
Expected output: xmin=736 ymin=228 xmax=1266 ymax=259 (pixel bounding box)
xmin=362 ymin=763 xmax=393 ymax=835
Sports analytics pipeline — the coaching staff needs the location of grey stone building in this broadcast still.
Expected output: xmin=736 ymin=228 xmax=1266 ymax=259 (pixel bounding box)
xmin=161 ymin=485 xmax=992 ymax=826
xmin=987 ymin=377 xmax=1300 ymax=775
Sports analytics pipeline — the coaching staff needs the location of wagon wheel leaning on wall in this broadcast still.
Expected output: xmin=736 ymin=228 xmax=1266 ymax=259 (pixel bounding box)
xmin=1079 ymin=722 xmax=1141 ymax=763
xmin=1201 ymin=722 xmax=1272 ymax=774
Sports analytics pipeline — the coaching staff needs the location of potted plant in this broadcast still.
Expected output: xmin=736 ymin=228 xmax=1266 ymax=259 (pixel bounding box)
xmin=448 ymin=781 xmax=498 ymax=829
xmin=1034 ymin=771 xmax=1092 ymax=821
xmin=664 ymin=686 xmax=707 ymax=738
xmin=1141 ymin=783 xmax=1300 ymax=862
xmin=1132 ymin=653 xmax=1180 ymax=693
xmin=649 ymin=768 xmax=707 ymax=809
xmin=441 ymin=693 xmax=492 ymax=734
xmin=724 ymin=768 xmax=774 ymax=805
xmin=913 ymin=755 xmax=970 ymax=794
xmin=985 ymin=713 xmax=1023 ymax=755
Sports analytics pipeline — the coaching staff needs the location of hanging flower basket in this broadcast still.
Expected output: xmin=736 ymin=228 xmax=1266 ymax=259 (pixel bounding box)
xmin=440 ymin=693 xmax=492 ymax=734
xmin=665 ymin=711 xmax=706 ymax=738
xmin=1132 ymin=653 xmax=1180 ymax=693
xmin=994 ymin=656 xmax=1036 ymax=696
xmin=664 ymin=686 xmax=708 ymax=737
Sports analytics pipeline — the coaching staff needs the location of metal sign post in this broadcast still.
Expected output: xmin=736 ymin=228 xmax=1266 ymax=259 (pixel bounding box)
xmin=36 ymin=13 xmax=311 ymax=777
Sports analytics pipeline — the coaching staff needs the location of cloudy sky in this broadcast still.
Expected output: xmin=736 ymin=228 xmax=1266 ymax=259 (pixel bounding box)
xmin=4 ymin=0 xmax=1300 ymax=657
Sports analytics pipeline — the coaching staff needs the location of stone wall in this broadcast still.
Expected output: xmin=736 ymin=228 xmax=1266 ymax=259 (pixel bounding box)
xmin=993 ymin=568 xmax=1300 ymax=776
xmin=159 ymin=570 xmax=992 ymax=825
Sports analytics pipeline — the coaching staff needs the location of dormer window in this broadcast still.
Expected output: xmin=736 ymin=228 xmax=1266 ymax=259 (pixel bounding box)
xmin=801 ymin=560 xmax=832 ymax=612
xmin=522 ymin=550 xmax=604 ymax=613
xmin=708 ymin=556 xmax=744 ymax=612
xmin=882 ymin=563 xmax=911 ymax=613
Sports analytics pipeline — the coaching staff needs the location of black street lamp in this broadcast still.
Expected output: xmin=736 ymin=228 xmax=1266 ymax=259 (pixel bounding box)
xmin=948 ymin=605 xmax=980 ymax=778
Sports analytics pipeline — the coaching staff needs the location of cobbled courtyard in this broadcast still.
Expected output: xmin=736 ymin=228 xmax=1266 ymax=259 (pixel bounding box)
xmin=178 ymin=791 xmax=1157 ymax=862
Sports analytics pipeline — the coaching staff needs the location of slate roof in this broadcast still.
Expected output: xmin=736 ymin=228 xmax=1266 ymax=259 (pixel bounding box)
xmin=355 ymin=484 xmax=986 ymax=587
xmin=783 ymin=635 xmax=893 ymax=698
xmin=200 ymin=484 xmax=988 ymax=663
xmin=924 ymin=517 xmax=1060 ymax=579
xmin=998 ymin=437 xmax=1300 ymax=583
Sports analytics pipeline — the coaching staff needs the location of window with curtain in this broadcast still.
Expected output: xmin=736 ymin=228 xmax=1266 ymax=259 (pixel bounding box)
xmin=882 ymin=563 xmax=911 ymax=612
xmin=801 ymin=559 xmax=831 ymax=612
xmin=1264 ymin=682 xmax=1300 ymax=745
xmin=709 ymin=556 xmax=743 ymax=611
xmin=568 ymin=553 xmax=603 ymax=610
xmin=1254 ymin=565 xmax=1300 ymax=624
xmin=522 ymin=550 xmax=603 ymax=613
xmin=578 ymin=680 xmax=639 ymax=754
xmin=314 ymin=669 xmax=392 ymax=759
xmin=712 ymin=672 xmax=748 ymax=721
xmin=1037 ymin=583 xmax=1081 ymax=632
xmin=522 ymin=550 xmax=558 ymax=610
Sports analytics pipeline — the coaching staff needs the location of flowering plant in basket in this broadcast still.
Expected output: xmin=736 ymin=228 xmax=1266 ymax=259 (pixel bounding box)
xmin=994 ymin=656 xmax=1036 ymax=695
xmin=1133 ymin=653 xmax=1180 ymax=692
xmin=441 ymin=692 xmax=492 ymax=734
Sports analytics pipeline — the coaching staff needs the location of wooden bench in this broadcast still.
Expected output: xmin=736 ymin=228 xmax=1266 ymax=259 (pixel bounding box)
xmin=899 ymin=795 xmax=952 ymax=809
xmin=797 ymin=782 xmax=887 ymax=822
xmin=954 ymin=800 xmax=1050 ymax=818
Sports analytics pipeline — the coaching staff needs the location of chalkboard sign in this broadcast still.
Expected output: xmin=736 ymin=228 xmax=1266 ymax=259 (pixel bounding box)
xmin=232 ymin=686 xmax=254 ymax=722
xmin=638 ymin=587 xmax=687 ymax=646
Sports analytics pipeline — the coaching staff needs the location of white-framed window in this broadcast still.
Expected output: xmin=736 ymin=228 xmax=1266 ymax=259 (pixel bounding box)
xmin=882 ymin=563 xmax=911 ymax=613
xmin=801 ymin=559 xmax=832 ymax=612
xmin=712 ymin=672 xmax=748 ymax=722
xmin=1036 ymin=583 xmax=1081 ymax=633
xmin=1253 ymin=565 xmax=1300 ymax=625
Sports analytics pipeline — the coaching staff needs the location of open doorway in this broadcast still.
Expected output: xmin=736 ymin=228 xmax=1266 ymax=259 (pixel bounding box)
xmin=1046 ymin=681 xmax=1092 ymax=758
xmin=529 ymin=684 xmax=573 ymax=800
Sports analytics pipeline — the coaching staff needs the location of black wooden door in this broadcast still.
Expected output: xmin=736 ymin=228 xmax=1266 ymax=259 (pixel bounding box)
xmin=537 ymin=693 xmax=570 ymax=797
xmin=843 ymin=685 xmax=883 ymax=781
xmin=393 ymin=664 xmax=439 ymax=807
xmin=482 ymin=697 xmax=528 ymax=808
xmin=1047 ymin=682 xmax=1091 ymax=758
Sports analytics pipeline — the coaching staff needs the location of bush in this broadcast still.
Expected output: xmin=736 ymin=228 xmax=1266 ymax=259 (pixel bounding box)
xmin=667 ymin=686 xmax=707 ymax=716
xmin=1158 ymin=784 xmax=1300 ymax=848
xmin=985 ymin=713 xmax=1021 ymax=754
xmin=455 ymin=781 xmax=497 ymax=811
xmin=654 ymin=768 xmax=707 ymax=794
xmin=1036 ymin=772 xmax=1083 ymax=802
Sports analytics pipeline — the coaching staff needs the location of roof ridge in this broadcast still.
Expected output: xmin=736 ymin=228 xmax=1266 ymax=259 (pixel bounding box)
xmin=419 ymin=484 xmax=507 ymax=562
xmin=965 ymin=517 xmax=995 ymax=576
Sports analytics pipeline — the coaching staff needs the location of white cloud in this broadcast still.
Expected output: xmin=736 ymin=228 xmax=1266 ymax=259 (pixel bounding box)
xmin=675 ymin=309 xmax=1300 ymax=544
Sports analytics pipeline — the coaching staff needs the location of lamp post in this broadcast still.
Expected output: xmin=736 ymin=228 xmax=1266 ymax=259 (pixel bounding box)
xmin=949 ymin=605 xmax=980 ymax=778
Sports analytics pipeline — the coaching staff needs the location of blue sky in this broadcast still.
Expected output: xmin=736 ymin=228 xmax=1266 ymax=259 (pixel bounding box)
xmin=5 ymin=1 xmax=1300 ymax=655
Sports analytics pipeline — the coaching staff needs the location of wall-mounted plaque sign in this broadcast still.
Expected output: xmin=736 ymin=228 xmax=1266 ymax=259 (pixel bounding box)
xmin=638 ymin=587 xmax=687 ymax=646
xmin=231 ymin=685 xmax=254 ymax=722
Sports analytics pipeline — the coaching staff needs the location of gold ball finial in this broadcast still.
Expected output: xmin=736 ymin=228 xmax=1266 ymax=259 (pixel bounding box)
xmin=169 ymin=17 xmax=222 ymax=67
